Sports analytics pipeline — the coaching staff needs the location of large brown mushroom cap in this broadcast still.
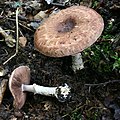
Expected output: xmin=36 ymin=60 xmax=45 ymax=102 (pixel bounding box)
xmin=9 ymin=66 xmax=30 ymax=109
xmin=34 ymin=5 xmax=104 ymax=57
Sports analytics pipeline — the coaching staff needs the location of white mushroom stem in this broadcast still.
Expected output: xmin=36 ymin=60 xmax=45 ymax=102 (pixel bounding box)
xmin=22 ymin=83 xmax=71 ymax=102
xmin=72 ymin=53 xmax=84 ymax=72
xmin=22 ymin=84 xmax=57 ymax=96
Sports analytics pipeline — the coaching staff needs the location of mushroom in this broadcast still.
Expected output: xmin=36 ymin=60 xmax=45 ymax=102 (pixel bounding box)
xmin=9 ymin=66 xmax=71 ymax=109
xmin=34 ymin=5 xmax=104 ymax=72
xmin=9 ymin=66 xmax=30 ymax=109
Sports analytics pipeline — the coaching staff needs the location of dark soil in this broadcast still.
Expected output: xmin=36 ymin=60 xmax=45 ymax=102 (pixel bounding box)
xmin=0 ymin=0 xmax=120 ymax=120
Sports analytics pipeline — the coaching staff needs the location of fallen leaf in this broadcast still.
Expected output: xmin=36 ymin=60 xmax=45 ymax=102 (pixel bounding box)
xmin=5 ymin=35 xmax=16 ymax=48
xmin=45 ymin=0 xmax=53 ymax=4
xmin=0 ymin=27 xmax=16 ymax=47
xmin=0 ymin=79 xmax=8 ymax=104
xmin=0 ymin=66 xmax=8 ymax=77
xmin=34 ymin=11 xmax=48 ymax=20
xmin=19 ymin=36 xmax=27 ymax=47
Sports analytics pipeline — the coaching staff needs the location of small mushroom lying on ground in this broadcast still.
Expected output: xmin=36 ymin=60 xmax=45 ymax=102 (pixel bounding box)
xmin=34 ymin=5 xmax=104 ymax=72
xmin=9 ymin=66 xmax=71 ymax=109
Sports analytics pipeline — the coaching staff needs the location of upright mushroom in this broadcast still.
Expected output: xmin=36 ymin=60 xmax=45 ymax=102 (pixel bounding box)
xmin=34 ymin=5 xmax=104 ymax=72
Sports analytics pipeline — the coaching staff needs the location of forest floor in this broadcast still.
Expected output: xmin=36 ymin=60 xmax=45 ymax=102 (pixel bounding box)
xmin=0 ymin=0 xmax=120 ymax=120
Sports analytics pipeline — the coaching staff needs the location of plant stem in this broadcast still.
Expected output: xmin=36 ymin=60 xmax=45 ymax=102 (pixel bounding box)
xmin=3 ymin=7 xmax=19 ymax=65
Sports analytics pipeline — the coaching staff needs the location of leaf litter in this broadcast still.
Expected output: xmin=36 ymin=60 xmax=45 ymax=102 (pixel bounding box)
xmin=0 ymin=0 xmax=120 ymax=119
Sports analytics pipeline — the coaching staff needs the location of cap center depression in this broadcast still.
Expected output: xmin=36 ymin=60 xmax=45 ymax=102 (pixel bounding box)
xmin=57 ymin=17 xmax=76 ymax=33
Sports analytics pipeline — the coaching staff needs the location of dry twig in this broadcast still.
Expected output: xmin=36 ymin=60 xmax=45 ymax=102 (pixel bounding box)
xmin=3 ymin=7 xmax=19 ymax=65
xmin=84 ymin=80 xmax=120 ymax=87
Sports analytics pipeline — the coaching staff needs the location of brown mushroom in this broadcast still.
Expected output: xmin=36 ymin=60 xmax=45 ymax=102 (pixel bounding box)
xmin=34 ymin=5 xmax=104 ymax=72
xmin=9 ymin=66 xmax=71 ymax=106
xmin=9 ymin=66 xmax=30 ymax=110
